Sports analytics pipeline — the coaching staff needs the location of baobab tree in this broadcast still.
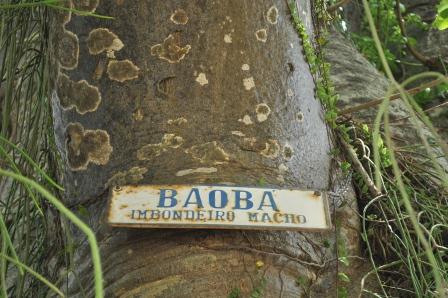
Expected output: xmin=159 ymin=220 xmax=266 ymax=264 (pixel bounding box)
xmin=49 ymin=0 xmax=392 ymax=296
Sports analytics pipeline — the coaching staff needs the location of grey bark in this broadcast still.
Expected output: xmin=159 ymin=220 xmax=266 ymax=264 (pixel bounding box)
xmin=52 ymin=0 xmax=330 ymax=206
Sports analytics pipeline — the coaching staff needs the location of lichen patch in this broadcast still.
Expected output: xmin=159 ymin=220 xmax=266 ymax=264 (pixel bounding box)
xmin=255 ymin=103 xmax=271 ymax=122
xmin=240 ymin=137 xmax=267 ymax=152
xmin=297 ymin=112 xmax=304 ymax=122
xmin=107 ymin=59 xmax=140 ymax=82
xmin=58 ymin=30 xmax=79 ymax=70
xmin=243 ymin=77 xmax=255 ymax=91
xmin=196 ymin=73 xmax=209 ymax=86
xmin=170 ymin=9 xmax=188 ymax=25
xmin=176 ymin=167 xmax=218 ymax=177
xmin=162 ymin=134 xmax=184 ymax=148
xmin=157 ymin=76 xmax=177 ymax=97
xmin=151 ymin=33 xmax=191 ymax=64
xmin=57 ymin=73 xmax=101 ymax=114
xmin=133 ymin=109 xmax=144 ymax=121
xmin=65 ymin=123 xmax=112 ymax=171
xmin=87 ymin=28 xmax=124 ymax=56
xmin=255 ymin=29 xmax=268 ymax=43
xmin=72 ymin=0 xmax=99 ymax=12
xmin=287 ymin=89 xmax=294 ymax=97
xmin=137 ymin=134 xmax=184 ymax=160
xmin=106 ymin=167 xmax=148 ymax=187
xmin=241 ymin=64 xmax=250 ymax=71
xmin=278 ymin=163 xmax=289 ymax=173
xmin=260 ymin=139 xmax=280 ymax=159
xmin=231 ymin=131 xmax=245 ymax=137
xmin=186 ymin=141 xmax=230 ymax=165
xmin=267 ymin=6 xmax=279 ymax=25
xmin=238 ymin=115 xmax=253 ymax=125
xmin=55 ymin=0 xmax=73 ymax=25
xmin=283 ymin=144 xmax=294 ymax=160
xmin=224 ymin=34 xmax=232 ymax=43
xmin=277 ymin=175 xmax=285 ymax=183
xmin=167 ymin=117 xmax=188 ymax=125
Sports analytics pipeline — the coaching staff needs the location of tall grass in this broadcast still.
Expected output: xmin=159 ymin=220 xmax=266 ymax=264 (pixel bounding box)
xmin=0 ymin=2 xmax=64 ymax=296
xmin=0 ymin=1 xmax=103 ymax=297
xmin=354 ymin=1 xmax=448 ymax=297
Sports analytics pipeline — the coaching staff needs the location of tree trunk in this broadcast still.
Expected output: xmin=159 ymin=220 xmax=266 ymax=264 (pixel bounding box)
xmin=51 ymin=1 xmax=342 ymax=297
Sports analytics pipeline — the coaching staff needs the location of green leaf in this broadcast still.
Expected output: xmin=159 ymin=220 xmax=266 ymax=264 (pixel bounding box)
xmin=434 ymin=0 xmax=448 ymax=30
xmin=296 ymin=275 xmax=310 ymax=287
xmin=338 ymin=286 xmax=348 ymax=298
xmin=407 ymin=37 xmax=417 ymax=47
xmin=338 ymin=272 xmax=351 ymax=282
xmin=340 ymin=161 xmax=351 ymax=173
xmin=339 ymin=256 xmax=350 ymax=267
xmin=77 ymin=205 xmax=90 ymax=218
xmin=438 ymin=2 xmax=448 ymax=15
xmin=362 ymin=124 xmax=370 ymax=134
xmin=434 ymin=16 xmax=448 ymax=30
xmin=228 ymin=288 xmax=241 ymax=298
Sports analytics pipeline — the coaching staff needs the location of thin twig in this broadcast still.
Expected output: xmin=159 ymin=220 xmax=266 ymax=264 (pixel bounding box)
xmin=340 ymin=138 xmax=382 ymax=197
xmin=395 ymin=0 xmax=438 ymax=69
xmin=390 ymin=100 xmax=448 ymax=124
xmin=339 ymin=77 xmax=446 ymax=115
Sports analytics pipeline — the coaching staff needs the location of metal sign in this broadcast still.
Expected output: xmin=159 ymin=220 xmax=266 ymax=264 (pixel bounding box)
xmin=107 ymin=185 xmax=331 ymax=231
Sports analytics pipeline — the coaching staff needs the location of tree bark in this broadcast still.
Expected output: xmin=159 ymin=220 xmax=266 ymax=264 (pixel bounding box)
xmin=51 ymin=1 xmax=343 ymax=297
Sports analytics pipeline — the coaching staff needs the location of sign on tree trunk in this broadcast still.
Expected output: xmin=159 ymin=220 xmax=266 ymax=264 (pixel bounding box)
xmin=107 ymin=185 xmax=331 ymax=230
xmin=51 ymin=0 xmax=337 ymax=294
